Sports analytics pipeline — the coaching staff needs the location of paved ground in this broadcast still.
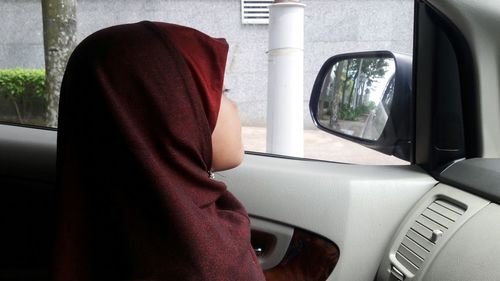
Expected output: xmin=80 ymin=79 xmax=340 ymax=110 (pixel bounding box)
xmin=242 ymin=126 xmax=407 ymax=165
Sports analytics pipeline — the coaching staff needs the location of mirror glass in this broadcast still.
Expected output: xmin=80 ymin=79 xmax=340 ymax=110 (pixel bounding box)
xmin=316 ymin=57 xmax=395 ymax=141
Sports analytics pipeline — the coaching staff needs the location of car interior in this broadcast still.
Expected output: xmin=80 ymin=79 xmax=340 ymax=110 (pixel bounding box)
xmin=1 ymin=0 xmax=500 ymax=280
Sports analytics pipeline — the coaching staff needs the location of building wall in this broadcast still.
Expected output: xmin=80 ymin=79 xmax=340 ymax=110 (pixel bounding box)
xmin=0 ymin=0 xmax=413 ymax=127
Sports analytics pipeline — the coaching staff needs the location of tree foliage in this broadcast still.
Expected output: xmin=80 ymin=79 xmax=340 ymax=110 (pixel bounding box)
xmin=0 ymin=69 xmax=46 ymax=98
xmin=339 ymin=58 xmax=389 ymax=120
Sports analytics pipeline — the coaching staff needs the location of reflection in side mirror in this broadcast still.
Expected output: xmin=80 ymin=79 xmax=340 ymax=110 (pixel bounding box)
xmin=310 ymin=51 xmax=412 ymax=161
xmin=316 ymin=57 xmax=395 ymax=141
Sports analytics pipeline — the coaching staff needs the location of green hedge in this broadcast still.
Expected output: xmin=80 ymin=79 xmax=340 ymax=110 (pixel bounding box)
xmin=0 ymin=69 xmax=46 ymax=98
xmin=0 ymin=69 xmax=48 ymax=125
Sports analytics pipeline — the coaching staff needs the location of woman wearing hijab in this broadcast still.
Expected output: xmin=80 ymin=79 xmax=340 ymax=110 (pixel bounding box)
xmin=54 ymin=21 xmax=266 ymax=281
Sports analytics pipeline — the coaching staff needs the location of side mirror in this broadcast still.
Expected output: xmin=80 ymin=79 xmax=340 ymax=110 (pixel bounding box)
xmin=309 ymin=51 xmax=413 ymax=162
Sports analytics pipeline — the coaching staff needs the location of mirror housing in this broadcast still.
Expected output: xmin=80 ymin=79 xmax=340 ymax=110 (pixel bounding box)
xmin=309 ymin=51 xmax=413 ymax=162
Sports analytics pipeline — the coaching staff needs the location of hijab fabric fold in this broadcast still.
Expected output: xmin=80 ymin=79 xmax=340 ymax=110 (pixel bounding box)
xmin=54 ymin=21 xmax=265 ymax=281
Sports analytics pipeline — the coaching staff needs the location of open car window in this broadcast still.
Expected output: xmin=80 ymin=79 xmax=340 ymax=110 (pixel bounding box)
xmin=0 ymin=0 xmax=412 ymax=164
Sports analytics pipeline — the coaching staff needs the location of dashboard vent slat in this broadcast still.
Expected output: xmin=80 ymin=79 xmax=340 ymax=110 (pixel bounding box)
xmin=416 ymin=215 xmax=446 ymax=232
xmin=396 ymin=252 xmax=419 ymax=273
xmin=402 ymin=236 xmax=429 ymax=261
xmin=398 ymin=244 xmax=424 ymax=268
xmin=428 ymin=202 xmax=461 ymax=221
xmin=406 ymin=229 xmax=434 ymax=251
xmin=435 ymin=199 xmax=466 ymax=215
xmin=411 ymin=222 xmax=433 ymax=240
xmin=396 ymin=199 xmax=465 ymax=274
xmin=422 ymin=208 xmax=453 ymax=228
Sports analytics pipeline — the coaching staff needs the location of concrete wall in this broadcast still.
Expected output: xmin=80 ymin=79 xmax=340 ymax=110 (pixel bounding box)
xmin=0 ymin=0 xmax=413 ymax=128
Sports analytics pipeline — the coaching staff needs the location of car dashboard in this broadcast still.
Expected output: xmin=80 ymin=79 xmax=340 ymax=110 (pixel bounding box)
xmin=377 ymin=159 xmax=500 ymax=281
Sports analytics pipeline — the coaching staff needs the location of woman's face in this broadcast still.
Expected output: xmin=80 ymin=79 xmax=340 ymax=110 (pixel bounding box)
xmin=211 ymin=95 xmax=244 ymax=172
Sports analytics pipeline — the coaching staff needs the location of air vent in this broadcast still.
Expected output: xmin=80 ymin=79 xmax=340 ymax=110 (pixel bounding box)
xmin=396 ymin=199 xmax=466 ymax=274
xmin=241 ymin=0 xmax=274 ymax=24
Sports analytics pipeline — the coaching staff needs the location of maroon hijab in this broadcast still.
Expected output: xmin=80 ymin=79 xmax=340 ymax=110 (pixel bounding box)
xmin=54 ymin=21 xmax=265 ymax=281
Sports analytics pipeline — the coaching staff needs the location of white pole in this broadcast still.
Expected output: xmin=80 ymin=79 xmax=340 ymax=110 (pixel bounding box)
xmin=266 ymin=0 xmax=305 ymax=157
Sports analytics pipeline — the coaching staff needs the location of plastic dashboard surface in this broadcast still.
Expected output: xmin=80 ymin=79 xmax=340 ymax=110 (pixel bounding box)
xmin=377 ymin=183 xmax=496 ymax=281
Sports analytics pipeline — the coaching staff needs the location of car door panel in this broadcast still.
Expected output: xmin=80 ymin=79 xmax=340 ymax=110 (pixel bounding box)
xmin=0 ymin=125 xmax=56 ymax=280
xmin=377 ymin=183 xmax=490 ymax=281
xmin=259 ymin=224 xmax=339 ymax=281
xmin=249 ymin=217 xmax=294 ymax=270
xmin=219 ymin=153 xmax=437 ymax=281
xmin=0 ymin=124 xmax=56 ymax=181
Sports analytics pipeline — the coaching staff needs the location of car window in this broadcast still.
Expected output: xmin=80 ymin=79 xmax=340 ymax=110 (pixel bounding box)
xmin=0 ymin=0 xmax=412 ymax=164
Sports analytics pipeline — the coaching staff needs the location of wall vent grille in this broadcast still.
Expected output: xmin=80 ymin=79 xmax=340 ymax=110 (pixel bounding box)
xmin=396 ymin=199 xmax=465 ymax=274
xmin=241 ymin=0 xmax=274 ymax=24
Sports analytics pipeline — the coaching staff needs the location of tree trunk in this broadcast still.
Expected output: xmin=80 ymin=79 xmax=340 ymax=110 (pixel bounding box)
xmin=42 ymin=0 xmax=77 ymax=127
xmin=329 ymin=60 xmax=345 ymax=128
xmin=348 ymin=58 xmax=364 ymax=108
xmin=341 ymin=59 xmax=351 ymax=105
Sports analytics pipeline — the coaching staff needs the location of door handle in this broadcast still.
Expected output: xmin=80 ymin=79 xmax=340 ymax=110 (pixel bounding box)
xmin=250 ymin=217 xmax=294 ymax=270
